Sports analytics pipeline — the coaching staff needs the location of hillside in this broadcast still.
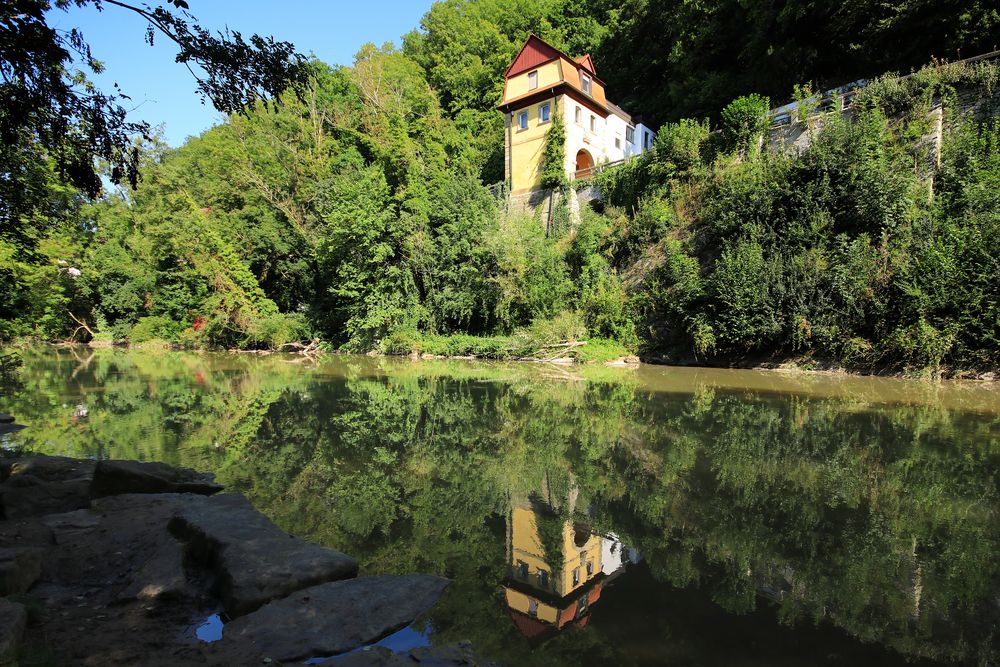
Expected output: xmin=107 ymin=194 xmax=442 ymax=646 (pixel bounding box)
xmin=2 ymin=0 xmax=1000 ymax=375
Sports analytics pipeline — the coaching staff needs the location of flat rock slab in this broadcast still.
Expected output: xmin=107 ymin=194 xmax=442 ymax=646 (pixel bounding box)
xmin=1 ymin=456 xmax=95 ymax=483
xmin=0 ymin=598 xmax=27 ymax=663
xmin=168 ymin=493 xmax=358 ymax=617
xmin=0 ymin=475 xmax=92 ymax=519
xmin=0 ymin=456 xmax=95 ymax=518
xmin=41 ymin=509 xmax=101 ymax=545
xmin=224 ymin=574 xmax=450 ymax=662
xmin=0 ymin=546 xmax=43 ymax=595
xmin=325 ymin=643 xmax=492 ymax=667
xmin=91 ymin=459 xmax=224 ymax=497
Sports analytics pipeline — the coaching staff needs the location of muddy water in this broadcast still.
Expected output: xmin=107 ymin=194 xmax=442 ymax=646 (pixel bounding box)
xmin=4 ymin=348 xmax=999 ymax=666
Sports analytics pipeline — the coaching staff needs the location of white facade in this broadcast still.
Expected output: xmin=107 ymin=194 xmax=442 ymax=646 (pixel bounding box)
xmin=559 ymin=97 xmax=656 ymax=180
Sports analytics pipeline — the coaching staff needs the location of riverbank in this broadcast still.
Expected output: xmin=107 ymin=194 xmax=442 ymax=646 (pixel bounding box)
xmin=5 ymin=336 xmax=999 ymax=381
xmin=0 ymin=453 xmax=490 ymax=666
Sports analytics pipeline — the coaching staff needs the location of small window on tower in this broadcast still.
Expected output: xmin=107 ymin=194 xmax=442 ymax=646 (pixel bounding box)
xmin=517 ymin=111 xmax=528 ymax=130
xmin=581 ymin=72 xmax=592 ymax=95
xmin=539 ymin=103 xmax=551 ymax=123
xmin=575 ymin=106 xmax=582 ymax=124
xmin=590 ymin=115 xmax=596 ymax=132
xmin=528 ymin=70 xmax=538 ymax=90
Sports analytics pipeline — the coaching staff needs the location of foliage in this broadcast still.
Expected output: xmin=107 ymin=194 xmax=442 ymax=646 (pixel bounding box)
xmin=719 ymin=94 xmax=770 ymax=155
xmin=0 ymin=0 xmax=308 ymax=222
xmin=539 ymin=111 xmax=567 ymax=189
xmin=3 ymin=1 xmax=1000 ymax=373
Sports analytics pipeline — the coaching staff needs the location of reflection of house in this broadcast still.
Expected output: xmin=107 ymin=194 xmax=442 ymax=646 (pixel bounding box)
xmin=498 ymin=35 xmax=656 ymax=195
xmin=503 ymin=502 xmax=629 ymax=641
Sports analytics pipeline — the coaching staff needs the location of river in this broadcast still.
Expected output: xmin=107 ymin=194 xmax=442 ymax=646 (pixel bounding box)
xmin=3 ymin=347 xmax=999 ymax=666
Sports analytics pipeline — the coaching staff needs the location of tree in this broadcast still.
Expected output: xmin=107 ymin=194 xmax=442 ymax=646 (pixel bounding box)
xmin=0 ymin=0 xmax=310 ymax=237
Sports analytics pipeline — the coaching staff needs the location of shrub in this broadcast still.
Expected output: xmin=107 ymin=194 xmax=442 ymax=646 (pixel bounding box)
xmin=129 ymin=316 xmax=181 ymax=343
xmin=720 ymin=94 xmax=770 ymax=155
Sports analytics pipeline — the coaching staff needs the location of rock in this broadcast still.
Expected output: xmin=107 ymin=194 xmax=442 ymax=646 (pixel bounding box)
xmin=90 ymin=459 xmax=224 ymax=497
xmin=41 ymin=509 xmax=101 ymax=545
xmin=0 ymin=518 xmax=54 ymax=549
xmin=2 ymin=456 xmax=95 ymax=484
xmin=322 ymin=643 xmax=490 ymax=667
xmin=0 ymin=598 xmax=27 ymax=664
xmin=168 ymin=493 xmax=358 ymax=617
xmin=0 ymin=546 xmax=43 ymax=595
xmin=324 ymin=646 xmax=407 ymax=666
xmin=0 ymin=414 xmax=13 ymax=424
xmin=120 ymin=533 xmax=193 ymax=602
xmin=224 ymin=574 xmax=450 ymax=662
xmin=409 ymin=642 xmax=487 ymax=666
xmin=0 ymin=475 xmax=92 ymax=519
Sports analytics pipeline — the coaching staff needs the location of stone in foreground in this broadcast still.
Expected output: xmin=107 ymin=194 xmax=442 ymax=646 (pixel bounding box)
xmin=168 ymin=493 xmax=358 ymax=617
xmin=224 ymin=574 xmax=450 ymax=662
xmin=90 ymin=459 xmax=224 ymax=497
xmin=0 ymin=598 xmax=27 ymax=664
xmin=321 ymin=642 xmax=491 ymax=666
xmin=0 ymin=546 xmax=43 ymax=595
xmin=0 ymin=456 xmax=95 ymax=519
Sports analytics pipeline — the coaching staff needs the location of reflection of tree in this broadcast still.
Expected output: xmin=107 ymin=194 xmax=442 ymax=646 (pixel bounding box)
xmin=9 ymin=351 xmax=1000 ymax=665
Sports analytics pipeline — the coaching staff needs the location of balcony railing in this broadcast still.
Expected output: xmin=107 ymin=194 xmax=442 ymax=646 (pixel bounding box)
xmin=571 ymin=157 xmax=626 ymax=182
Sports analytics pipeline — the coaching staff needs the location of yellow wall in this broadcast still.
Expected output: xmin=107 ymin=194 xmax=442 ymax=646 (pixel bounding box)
xmin=507 ymin=96 xmax=560 ymax=193
xmin=503 ymin=61 xmax=609 ymax=194
xmin=504 ymin=588 xmax=559 ymax=624
xmin=510 ymin=505 xmax=603 ymax=598
xmin=503 ymin=60 xmax=563 ymax=103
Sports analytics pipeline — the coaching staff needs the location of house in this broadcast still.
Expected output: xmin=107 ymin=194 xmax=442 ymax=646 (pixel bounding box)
xmin=498 ymin=35 xmax=656 ymax=195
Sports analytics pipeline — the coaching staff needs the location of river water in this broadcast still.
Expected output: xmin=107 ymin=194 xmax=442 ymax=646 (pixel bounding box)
xmin=3 ymin=348 xmax=999 ymax=666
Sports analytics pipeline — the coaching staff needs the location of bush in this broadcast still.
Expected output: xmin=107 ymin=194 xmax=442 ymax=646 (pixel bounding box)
xmin=720 ymin=94 xmax=770 ymax=155
xmin=129 ymin=316 xmax=181 ymax=343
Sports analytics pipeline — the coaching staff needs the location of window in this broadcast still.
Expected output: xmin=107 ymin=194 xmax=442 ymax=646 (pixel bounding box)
xmin=528 ymin=599 xmax=538 ymax=617
xmin=581 ymin=72 xmax=592 ymax=95
xmin=528 ymin=70 xmax=538 ymax=90
xmin=575 ymin=106 xmax=582 ymax=124
xmin=586 ymin=561 xmax=594 ymax=577
xmin=590 ymin=115 xmax=596 ymax=132
xmin=517 ymin=561 xmax=528 ymax=579
xmin=615 ymin=137 xmax=621 ymax=149
xmin=538 ymin=569 xmax=549 ymax=588
xmin=517 ymin=110 xmax=528 ymax=130
xmin=645 ymin=131 xmax=652 ymax=149
xmin=539 ymin=103 xmax=551 ymax=123
xmin=572 ymin=568 xmax=580 ymax=586
xmin=626 ymin=126 xmax=635 ymax=144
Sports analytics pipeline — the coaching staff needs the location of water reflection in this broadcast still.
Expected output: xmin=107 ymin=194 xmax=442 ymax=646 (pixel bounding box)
xmin=504 ymin=498 xmax=636 ymax=642
xmin=4 ymin=348 xmax=1000 ymax=666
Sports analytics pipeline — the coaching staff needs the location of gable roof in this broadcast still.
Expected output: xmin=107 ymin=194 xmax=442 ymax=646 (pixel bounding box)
xmin=505 ymin=35 xmax=563 ymax=78
xmin=505 ymin=35 xmax=601 ymax=80
xmin=574 ymin=54 xmax=596 ymax=76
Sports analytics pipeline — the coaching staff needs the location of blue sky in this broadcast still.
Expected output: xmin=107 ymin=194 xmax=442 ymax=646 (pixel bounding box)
xmin=48 ymin=1 xmax=434 ymax=146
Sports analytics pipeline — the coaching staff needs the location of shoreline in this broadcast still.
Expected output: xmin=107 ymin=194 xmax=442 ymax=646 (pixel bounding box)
xmin=56 ymin=343 xmax=1000 ymax=383
xmin=9 ymin=339 xmax=997 ymax=383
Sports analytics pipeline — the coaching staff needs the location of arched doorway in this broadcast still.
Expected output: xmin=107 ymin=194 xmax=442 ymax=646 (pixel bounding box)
xmin=574 ymin=149 xmax=594 ymax=179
